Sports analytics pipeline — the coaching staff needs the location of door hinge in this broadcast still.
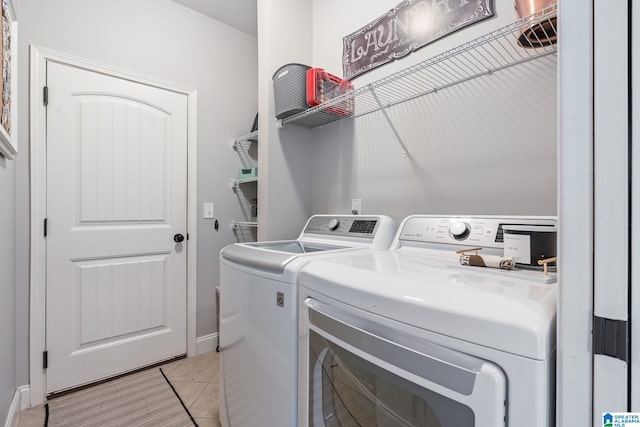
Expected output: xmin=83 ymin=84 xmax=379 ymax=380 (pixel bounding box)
xmin=43 ymin=86 xmax=48 ymax=106
xmin=593 ymin=316 xmax=628 ymax=362
xmin=42 ymin=350 xmax=48 ymax=370
xmin=44 ymin=218 xmax=48 ymax=237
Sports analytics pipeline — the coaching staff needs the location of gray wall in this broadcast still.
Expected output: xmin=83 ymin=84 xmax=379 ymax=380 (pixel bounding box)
xmin=15 ymin=0 xmax=258 ymax=386
xmin=0 ymin=155 xmax=17 ymax=427
xmin=257 ymin=0 xmax=314 ymax=240
xmin=307 ymin=0 xmax=557 ymax=222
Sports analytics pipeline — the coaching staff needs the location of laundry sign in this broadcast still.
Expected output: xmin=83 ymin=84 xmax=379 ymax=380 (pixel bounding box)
xmin=343 ymin=0 xmax=494 ymax=79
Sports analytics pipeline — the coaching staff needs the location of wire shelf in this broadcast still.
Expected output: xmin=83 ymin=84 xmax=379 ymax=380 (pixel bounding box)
xmin=230 ymin=221 xmax=258 ymax=230
xmin=236 ymin=177 xmax=258 ymax=185
xmin=230 ymin=130 xmax=258 ymax=148
xmin=229 ymin=177 xmax=258 ymax=188
xmin=280 ymin=4 xmax=558 ymax=128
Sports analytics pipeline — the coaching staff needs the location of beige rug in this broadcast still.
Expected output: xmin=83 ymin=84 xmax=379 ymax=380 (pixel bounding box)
xmin=45 ymin=368 xmax=197 ymax=427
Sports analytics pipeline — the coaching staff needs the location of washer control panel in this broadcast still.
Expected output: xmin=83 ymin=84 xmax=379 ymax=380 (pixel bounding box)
xmin=399 ymin=216 xmax=556 ymax=248
xmin=304 ymin=216 xmax=379 ymax=238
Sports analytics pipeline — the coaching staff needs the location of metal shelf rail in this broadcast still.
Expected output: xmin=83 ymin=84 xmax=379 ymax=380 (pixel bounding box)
xmin=279 ymin=4 xmax=557 ymax=132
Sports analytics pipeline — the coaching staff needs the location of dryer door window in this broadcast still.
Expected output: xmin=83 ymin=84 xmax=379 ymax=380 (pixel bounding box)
xmin=305 ymin=299 xmax=507 ymax=427
xmin=309 ymin=330 xmax=470 ymax=427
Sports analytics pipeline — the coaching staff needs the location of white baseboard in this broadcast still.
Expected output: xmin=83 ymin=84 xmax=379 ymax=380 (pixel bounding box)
xmin=17 ymin=386 xmax=29 ymax=411
xmin=3 ymin=384 xmax=28 ymax=427
xmin=196 ymin=333 xmax=219 ymax=355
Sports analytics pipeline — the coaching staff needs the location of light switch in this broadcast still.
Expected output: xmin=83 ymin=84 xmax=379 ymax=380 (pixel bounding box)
xmin=203 ymin=203 xmax=214 ymax=219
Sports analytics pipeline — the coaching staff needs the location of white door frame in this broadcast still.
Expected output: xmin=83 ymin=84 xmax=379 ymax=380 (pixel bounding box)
xmin=592 ymin=0 xmax=630 ymax=420
xmin=28 ymin=45 xmax=198 ymax=406
xmin=633 ymin=0 xmax=640 ymax=409
xmin=557 ymin=0 xmax=594 ymax=425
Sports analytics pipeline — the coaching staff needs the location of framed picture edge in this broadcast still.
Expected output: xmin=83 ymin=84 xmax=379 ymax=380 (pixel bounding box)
xmin=0 ymin=0 xmax=17 ymax=160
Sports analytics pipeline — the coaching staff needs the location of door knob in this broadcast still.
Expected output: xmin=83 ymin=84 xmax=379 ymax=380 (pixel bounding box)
xmin=174 ymin=233 xmax=185 ymax=243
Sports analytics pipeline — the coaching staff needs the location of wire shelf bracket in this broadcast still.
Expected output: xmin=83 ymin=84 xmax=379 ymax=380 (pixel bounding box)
xmin=369 ymin=86 xmax=409 ymax=158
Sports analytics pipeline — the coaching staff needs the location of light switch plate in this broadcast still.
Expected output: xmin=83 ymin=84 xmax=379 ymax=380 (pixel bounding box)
xmin=203 ymin=203 xmax=214 ymax=219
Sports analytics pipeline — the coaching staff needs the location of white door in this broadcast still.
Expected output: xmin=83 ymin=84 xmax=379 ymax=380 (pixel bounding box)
xmin=45 ymin=61 xmax=188 ymax=393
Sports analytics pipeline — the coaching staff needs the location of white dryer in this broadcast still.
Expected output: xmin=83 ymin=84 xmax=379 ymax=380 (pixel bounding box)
xmin=219 ymin=215 xmax=396 ymax=427
xmin=297 ymin=215 xmax=557 ymax=427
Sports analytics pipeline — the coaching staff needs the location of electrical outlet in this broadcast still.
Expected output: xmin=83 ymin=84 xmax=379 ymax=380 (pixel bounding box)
xmin=351 ymin=199 xmax=362 ymax=215
xmin=203 ymin=203 xmax=214 ymax=219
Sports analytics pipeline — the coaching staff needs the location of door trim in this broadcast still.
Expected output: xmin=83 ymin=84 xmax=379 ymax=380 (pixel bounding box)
xmin=28 ymin=45 xmax=198 ymax=406
xmin=633 ymin=0 xmax=640 ymax=409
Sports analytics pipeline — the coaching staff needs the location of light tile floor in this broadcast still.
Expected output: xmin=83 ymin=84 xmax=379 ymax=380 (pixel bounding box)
xmin=16 ymin=351 xmax=221 ymax=427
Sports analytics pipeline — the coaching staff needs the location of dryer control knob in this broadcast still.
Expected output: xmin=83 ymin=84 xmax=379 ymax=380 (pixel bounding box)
xmin=327 ymin=219 xmax=340 ymax=231
xmin=450 ymin=222 xmax=470 ymax=239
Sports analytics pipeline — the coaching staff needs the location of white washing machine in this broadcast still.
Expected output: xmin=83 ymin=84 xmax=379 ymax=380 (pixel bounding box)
xmin=219 ymin=214 xmax=397 ymax=427
xmin=297 ymin=215 xmax=557 ymax=427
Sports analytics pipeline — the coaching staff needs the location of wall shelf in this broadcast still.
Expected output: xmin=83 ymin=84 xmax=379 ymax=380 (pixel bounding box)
xmin=230 ymin=125 xmax=258 ymax=239
xmin=230 ymin=221 xmax=258 ymax=230
xmin=279 ymin=4 xmax=558 ymax=130
xmin=229 ymin=177 xmax=258 ymax=189
xmin=230 ymin=130 xmax=258 ymax=149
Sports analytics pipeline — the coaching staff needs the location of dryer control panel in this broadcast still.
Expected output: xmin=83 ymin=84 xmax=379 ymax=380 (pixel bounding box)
xmin=304 ymin=216 xmax=380 ymax=238
xmin=399 ymin=216 xmax=557 ymax=248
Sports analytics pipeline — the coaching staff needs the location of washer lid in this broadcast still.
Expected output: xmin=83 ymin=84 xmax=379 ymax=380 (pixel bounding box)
xmin=298 ymin=251 xmax=557 ymax=360
xmin=246 ymin=240 xmax=349 ymax=254
xmin=221 ymin=240 xmax=349 ymax=273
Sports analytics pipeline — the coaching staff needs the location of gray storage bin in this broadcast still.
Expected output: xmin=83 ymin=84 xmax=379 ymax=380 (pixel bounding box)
xmin=273 ymin=63 xmax=310 ymax=119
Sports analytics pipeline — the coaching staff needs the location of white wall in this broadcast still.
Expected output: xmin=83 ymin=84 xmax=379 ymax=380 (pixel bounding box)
xmin=15 ymin=0 xmax=258 ymax=385
xmin=0 ymin=155 xmax=16 ymax=427
xmin=308 ymin=0 xmax=557 ymax=221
